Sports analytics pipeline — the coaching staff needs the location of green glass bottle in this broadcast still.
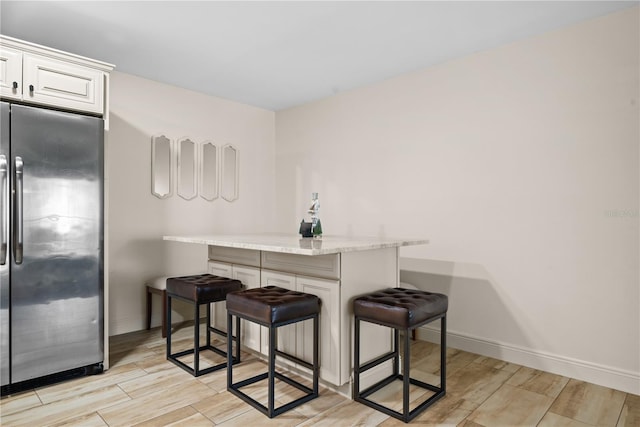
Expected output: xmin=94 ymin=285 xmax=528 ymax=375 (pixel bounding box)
xmin=312 ymin=218 xmax=323 ymax=237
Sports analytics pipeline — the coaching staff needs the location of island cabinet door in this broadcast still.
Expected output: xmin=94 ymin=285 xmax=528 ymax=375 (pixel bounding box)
xmin=296 ymin=276 xmax=340 ymax=385
xmin=260 ymin=270 xmax=297 ymax=365
xmin=207 ymin=261 xmax=261 ymax=353
xmin=207 ymin=261 xmax=233 ymax=333
xmin=232 ymin=265 xmax=261 ymax=353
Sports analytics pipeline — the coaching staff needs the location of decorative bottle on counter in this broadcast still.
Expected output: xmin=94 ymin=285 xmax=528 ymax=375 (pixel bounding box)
xmin=309 ymin=192 xmax=322 ymax=238
xmin=312 ymin=219 xmax=322 ymax=238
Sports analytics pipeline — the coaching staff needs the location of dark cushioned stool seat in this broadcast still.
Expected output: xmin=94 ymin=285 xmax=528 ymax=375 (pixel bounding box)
xmin=354 ymin=287 xmax=448 ymax=423
xmin=166 ymin=273 xmax=243 ymax=377
xmin=226 ymin=286 xmax=320 ymax=325
xmin=226 ymin=286 xmax=320 ymax=418
xmin=168 ymin=274 xmax=243 ymax=302
xmin=354 ymin=287 xmax=448 ymax=328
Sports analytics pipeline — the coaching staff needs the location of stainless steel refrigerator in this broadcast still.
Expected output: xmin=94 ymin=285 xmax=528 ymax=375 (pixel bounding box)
xmin=1 ymin=102 xmax=104 ymax=394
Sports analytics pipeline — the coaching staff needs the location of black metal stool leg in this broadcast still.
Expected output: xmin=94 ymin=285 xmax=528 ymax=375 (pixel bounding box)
xmin=313 ymin=313 xmax=319 ymax=394
xmin=206 ymin=302 xmax=211 ymax=347
xmin=354 ymin=316 xmax=360 ymax=396
xmin=403 ymin=327 xmax=410 ymax=421
xmin=393 ymin=327 xmax=400 ymax=376
xmin=441 ymin=315 xmax=447 ymax=392
xmin=194 ymin=302 xmax=200 ymax=375
xmin=235 ymin=313 xmax=241 ymax=363
xmin=227 ymin=312 xmax=233 ymax=389
xmin=268 ymin=324 xmax=276 ymax=417
xmin=166 ymin=294 xmax=172 ymax=358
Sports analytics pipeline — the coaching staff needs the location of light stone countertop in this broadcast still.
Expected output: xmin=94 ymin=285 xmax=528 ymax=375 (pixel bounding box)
xmin=163 ymin=233 xmax=428 ymax=256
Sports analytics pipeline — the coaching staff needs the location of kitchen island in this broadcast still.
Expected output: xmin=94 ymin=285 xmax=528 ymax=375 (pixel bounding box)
xmin=163 ymin=233 xmax=428 ymax=396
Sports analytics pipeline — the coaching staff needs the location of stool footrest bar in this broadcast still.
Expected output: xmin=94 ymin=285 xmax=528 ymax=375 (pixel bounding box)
xmin=208 ymin=326 xmax=240 ymax=344
xmin=232 ymin=372 xmax=268 ymax=389
xmin=273 ymin=349 xmax=314 ymax=371
xmin=358 ymin=350 xmax=397 ymax=373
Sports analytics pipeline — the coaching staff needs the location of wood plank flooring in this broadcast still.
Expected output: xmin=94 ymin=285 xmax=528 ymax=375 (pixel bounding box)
xmin=1 ymin=323 xmax=638 ymax=426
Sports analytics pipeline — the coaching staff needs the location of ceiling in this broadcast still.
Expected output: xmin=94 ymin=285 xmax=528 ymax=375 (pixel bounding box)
xmin=1 ymin=1 xmax=636 ymax=111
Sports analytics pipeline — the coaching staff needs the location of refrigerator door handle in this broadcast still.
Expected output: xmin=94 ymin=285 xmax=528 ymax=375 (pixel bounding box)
xmin=14 ymin=156 xmax=23 ymax=265
xmin=0 ymin=154 xmax=6 ymax=265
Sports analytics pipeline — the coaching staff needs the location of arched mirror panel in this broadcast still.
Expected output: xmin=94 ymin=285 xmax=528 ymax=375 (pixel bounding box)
xmin=221 ymin=144 xmax=239 ymax=202
xmin=177 ymin=137 xmax=197 ymax=200
xmin=151 ymin=135 xmax=172 ymax=199
xmin=200 ymin=141 xmax=218 ymax=201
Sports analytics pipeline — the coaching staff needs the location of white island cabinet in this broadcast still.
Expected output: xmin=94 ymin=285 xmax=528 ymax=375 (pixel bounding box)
xmin=163 ymin=234 xmax=428 ymax=394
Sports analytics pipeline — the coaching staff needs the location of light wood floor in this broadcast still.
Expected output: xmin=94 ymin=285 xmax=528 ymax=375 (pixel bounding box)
xmin=1 ymin=323 xmax=638 ymax=426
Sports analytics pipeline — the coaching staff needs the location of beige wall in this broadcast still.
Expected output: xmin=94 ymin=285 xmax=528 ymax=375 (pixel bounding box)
xmin=104 ymin=7 xmax=638 ymax=394
xmin=275 ymin=7 xmax=639 ymax=393
xmin=106 ymin=72 xmax=275 ymax=335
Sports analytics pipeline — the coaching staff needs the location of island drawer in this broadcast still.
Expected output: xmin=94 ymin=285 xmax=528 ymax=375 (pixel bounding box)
xmin=208 ymin=246 xmax=261 ymax=267
xmin=261 ymin=251 xmax=340 ymax=280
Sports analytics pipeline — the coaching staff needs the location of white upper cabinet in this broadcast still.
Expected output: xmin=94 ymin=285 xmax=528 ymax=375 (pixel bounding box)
xmin=23 ymin=54 xmax=104 ymax=114
xmin=0 ymin=35 xmax=113 ymax=117
xmin=0 ymin=45 xmax=22 ymax=99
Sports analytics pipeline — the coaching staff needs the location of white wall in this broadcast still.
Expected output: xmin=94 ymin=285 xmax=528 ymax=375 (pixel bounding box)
xmin=275 ymin=8 xmax=639 ymax=394
xmin=107 ymin=72 xmax=275 ymax=335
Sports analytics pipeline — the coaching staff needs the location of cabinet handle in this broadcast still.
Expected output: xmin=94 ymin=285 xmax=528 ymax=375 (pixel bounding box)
xmin=28 ymin=84 xmax=34 ymax=94
xmin=12 ymin=82 xmax=17 ymax=90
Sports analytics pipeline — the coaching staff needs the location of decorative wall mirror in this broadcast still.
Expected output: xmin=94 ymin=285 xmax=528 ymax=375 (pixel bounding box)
xmin=151 ymin=135 xmax=172 ymax=199
xmin=199 ymin=141 xmax=218 ymax=201
xmin=177 ymin=137 xmax=197 ymax=200
xmin=221 ymin=144 xmax=239 ymax=202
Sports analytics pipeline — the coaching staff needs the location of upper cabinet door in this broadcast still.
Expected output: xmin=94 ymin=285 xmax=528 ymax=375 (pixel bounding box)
xmin=0 ymin=45 xmax=23 ymax=100
xmin=23 ymin=53 xmax=104 ymax=115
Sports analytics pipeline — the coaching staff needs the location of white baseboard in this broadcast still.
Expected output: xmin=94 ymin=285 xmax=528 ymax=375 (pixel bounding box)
xmin=416 ymin=326 xmax=640 ymax=395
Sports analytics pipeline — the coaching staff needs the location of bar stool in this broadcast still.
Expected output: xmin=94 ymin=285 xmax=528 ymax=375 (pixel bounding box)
xmin=226 ymin=286 xmax=320 ymax=418
xmin=353 ymin=287 xmax=448 ymax=423
xmin=146 ymin=276 xmax=169 ymax=337
xmin=166 ymin=273 xmax=243 ymax=377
